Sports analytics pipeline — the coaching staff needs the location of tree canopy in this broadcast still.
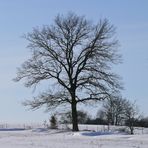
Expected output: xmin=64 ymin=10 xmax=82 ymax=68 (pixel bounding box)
xmin=14 ymin=13 xmax=122 ymax=131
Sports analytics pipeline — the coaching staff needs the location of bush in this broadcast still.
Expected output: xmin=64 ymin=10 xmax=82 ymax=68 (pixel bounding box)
xmin=50 ymin=115 xmax=58 ymax=129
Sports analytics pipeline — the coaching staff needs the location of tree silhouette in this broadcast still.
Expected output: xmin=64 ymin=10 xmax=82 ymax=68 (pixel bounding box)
xmin=14 ymin=13 xmax=122 ymax=131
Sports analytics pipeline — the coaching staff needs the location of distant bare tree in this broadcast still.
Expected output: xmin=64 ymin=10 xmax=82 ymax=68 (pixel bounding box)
xmin=100 ymin=97 xmax=140 ymax=134
xmin=101 ymin=97 xmax=127 ymax=126
xmin=14 ymin=12 xmax=122 ymax=131
xmin=124 ymin=101 xmax=139 ymax=135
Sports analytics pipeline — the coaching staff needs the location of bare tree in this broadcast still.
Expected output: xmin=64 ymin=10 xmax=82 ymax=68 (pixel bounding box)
xmin=100 ymin=97 xmax=140 ymax=134
xmin=14 ymin=13 xmax=122 ymax=131
xmin=124 ymin=101 xmax=139 ymax=135
xmin=101 ymin=97 xmax=127 ymax=126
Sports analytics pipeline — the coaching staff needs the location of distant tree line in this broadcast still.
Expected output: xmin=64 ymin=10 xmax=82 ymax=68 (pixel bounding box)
xmin=58 ymin=97 xmax=148 ymax=134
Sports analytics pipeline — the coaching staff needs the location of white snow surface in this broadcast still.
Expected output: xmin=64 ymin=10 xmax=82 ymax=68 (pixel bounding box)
xmin=0 ymin=125 xmax=147 ymax=148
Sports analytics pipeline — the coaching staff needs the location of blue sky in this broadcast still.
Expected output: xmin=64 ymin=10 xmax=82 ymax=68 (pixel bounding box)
xmin=0 ymin=0 xmax=148 ymax=123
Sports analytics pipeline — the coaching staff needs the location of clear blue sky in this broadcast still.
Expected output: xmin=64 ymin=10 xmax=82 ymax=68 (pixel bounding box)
xmin=0 ymin=0 xmax=148 ymax=123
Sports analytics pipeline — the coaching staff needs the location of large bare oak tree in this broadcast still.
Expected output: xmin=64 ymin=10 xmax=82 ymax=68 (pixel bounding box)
xmin=14 ymin=13 xmax=122 ymax=131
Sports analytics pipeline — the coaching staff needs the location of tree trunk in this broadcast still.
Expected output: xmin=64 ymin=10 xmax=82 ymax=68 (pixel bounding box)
xmin=71 ymin=101 xmax=79 ymax=131
xmin=130 ymin=126 xmax=134 ymax=135
xmin=130 ymin=123 xmax=134 ymax=135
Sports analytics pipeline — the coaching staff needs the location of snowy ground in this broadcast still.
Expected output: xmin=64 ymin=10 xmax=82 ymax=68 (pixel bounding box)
xmin=0 ymin=125 xmax=147 ymax=148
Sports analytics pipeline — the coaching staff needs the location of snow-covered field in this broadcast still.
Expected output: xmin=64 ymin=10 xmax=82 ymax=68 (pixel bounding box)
xmin=0 ymin=125 xmax=148 ymax=148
